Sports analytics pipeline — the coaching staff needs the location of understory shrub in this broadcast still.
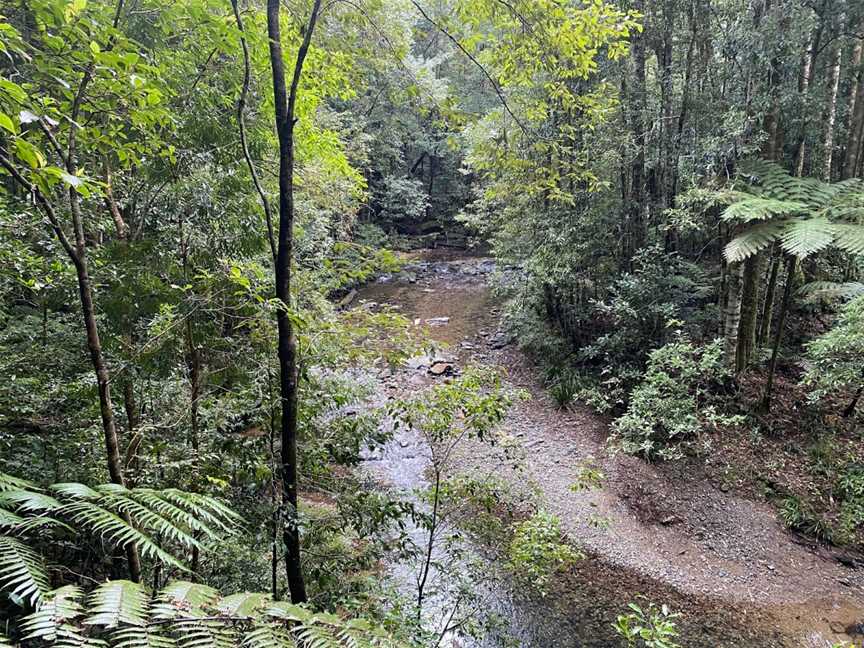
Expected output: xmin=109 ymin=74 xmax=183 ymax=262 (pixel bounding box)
xmin=507 ymin=510 xmax=582 ymax=595
xmin=612 ymin=338 xmax=740 ymax=460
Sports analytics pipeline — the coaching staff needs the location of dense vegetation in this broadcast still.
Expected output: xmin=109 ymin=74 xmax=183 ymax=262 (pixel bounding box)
xmin=0 ymin=0 xmax=863 ymax=646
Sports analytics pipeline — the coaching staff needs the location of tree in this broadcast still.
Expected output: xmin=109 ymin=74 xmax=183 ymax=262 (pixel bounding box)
xmin=721 ymin=160 xmax=864 ymax=409
xmin=0 ymin=0 xmax=177 ymax=581
xmin=265 ymin=0 xmax=323 ymax=605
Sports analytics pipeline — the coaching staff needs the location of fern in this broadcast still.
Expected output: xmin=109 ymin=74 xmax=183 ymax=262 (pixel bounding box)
xmin=0 ymin=536 xmax=50 ymax=607
xmin=0 ymin=472 xmax=240 ymax=608
xmin=6 ymin=580 xmax=407 ymax=648
xmin=723 ymin=161 xmax=864 ymax=263
xmin=86 ymin=581 xmax=151 ymax=628
xmin=799 ymin=281 xmax=864 ymax=302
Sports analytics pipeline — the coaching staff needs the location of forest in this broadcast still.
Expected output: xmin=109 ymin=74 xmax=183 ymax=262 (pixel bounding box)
xmin=0 ymin=0 xmax=863 ymax=646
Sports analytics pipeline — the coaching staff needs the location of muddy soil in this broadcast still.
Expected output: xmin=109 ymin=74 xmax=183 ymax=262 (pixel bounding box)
xmin=357 ymin=253 xmax=864 ymax=647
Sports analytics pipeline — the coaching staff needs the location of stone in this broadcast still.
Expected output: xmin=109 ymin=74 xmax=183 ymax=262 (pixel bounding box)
xmin=428 ymin=361 xmax=454 ymax=376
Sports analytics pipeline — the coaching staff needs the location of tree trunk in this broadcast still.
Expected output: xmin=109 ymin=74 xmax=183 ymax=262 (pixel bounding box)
xmin=626 ymin=0 xmax=647 ymax=264
xmin=795 ymin=13 xmax=825 ymax=176
xmin=821 ymin=38 xmax=843 ymax=180
xmin=757 ymin=251 xmax=780 ymax=348
xmin=724 ymin=261 xmax=744 ymax=368
xmin=266 ymin=0 xmax=322 ymax=605
xmin=736 ymin=254 xmax=762 ymax=372
xmin=761 ymin=256 xmax=797 ymax=412
xmin=842 ymin=26 xmax=864 ymax=179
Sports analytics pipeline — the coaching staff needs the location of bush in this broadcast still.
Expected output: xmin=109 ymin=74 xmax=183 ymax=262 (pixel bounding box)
xmin=612 ymin=338 xmax=739 ymax=460
xmin=507 ymin=510 xmax=582 ymax=594
xmin=613 ymin=599 xmax=681 ymax=648
xmin=801 ymin=295 xmax=864 ymax=416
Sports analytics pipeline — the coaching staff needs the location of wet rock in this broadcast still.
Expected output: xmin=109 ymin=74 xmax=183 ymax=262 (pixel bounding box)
xmin=487 ymin=331 xmax=512 ymax=349
xmin=377 ymin=274 xmax=393 ymax=284
xmin=428 ymin=361 xmax=454 ymax=376
xmin=478 ymin=259 xmax=496 ymax=274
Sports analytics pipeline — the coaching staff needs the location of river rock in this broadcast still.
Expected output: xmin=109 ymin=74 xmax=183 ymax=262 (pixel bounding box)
xmin=428 ymin=361 xmax=454 ymax=376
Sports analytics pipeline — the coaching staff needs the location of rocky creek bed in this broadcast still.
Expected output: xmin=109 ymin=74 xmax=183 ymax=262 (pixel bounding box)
xmin=356 ymin=251 xmax=864 ymax=648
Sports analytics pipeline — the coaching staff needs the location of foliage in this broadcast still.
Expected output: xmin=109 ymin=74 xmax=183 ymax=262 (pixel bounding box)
xmin=722 ymin=161 xmax=864 ymax=263
xmin=612 ymin=339 xmax=740 ymax=460
xmin=613 ymin=599 xmax=681 ymax=648
xmin=4 ymin=579 xmax=406 ymax=648
xmin=0 ymin=472 xmax=239 ymax=607
xmin=801 ymin=295 xmax=864 ymax=408
xmin=507 ymin=510 xmax=582 ymax=595
xmin=583 ymin=248 xmax=713 ymax=372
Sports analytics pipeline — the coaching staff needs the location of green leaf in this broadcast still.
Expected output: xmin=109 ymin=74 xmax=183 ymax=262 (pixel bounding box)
xmin=0 ymin=112 xmax=16 ymax=134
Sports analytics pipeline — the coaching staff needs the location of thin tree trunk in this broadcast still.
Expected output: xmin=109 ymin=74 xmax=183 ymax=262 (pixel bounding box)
xmin=821 ymin=38 xmax=843 ymax=180
xmin=266 ymin=0 xmax=322 ymax=605
xmin=757 ymin=251 xmax=780 ymax=348
xmin=842 ymin=26 xmax=864 ymax=179
xmin=795 ymin=12 xmax=825 ymax=176
xmin=626 ymin=0 xmax=647 ymax=263
xmin=761 ymin=256 xmax=797 ymax=412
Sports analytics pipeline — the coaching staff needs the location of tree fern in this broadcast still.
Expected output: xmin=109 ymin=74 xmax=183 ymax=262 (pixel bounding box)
xmin=0 ymin=472 xmax=240 ymax=608
xmin=0 ymin=536 xmax=49 ymax=606
xmin=798 ymin=281 xmax=864 ymax=302
xmin=723 ymin=160 xmax=864 ymax=262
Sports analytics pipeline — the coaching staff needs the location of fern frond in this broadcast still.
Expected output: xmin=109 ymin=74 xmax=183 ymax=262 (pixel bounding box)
xmin=724 ymin=220 xmax=785 ymax=262
xmin=154 ymin=490 xmax=242 ymax=534
xmin=799 ymin=281 xmax=864 ymax=302
xmin=263 ymin=602 xmax=312 ymax=624
xmin=121 ymin=490 xmax=222 ymax=541
xmin=19 ymin=586 xmax=85 ymax=642
xmin=170 ymin=619 xmax=237 ymax=648
xmin=779 ymin=217 xmax=837 ymax=258
xmin=217 ymin=592 xmax=269 ymax=618
xmin=829 ymin=222 xmax=864 ymax=255
xmin=111 ymin=626 xmax=176 ymax=648
xmin=85 ymin=580 xmax=149 ymax=628
xmin=0 ymin=473 xmax=37 ymax=492
xmin=721 ymin=197 xmax=808 ymax=222
xmin=59 ymin=502 xmax=186 ymax=569
xmin=0 ymin=536 xmax=50 ymax=606
xmin=51 ymin=483 xmax=101 ymax=500
xmin=0 ymin=489 xmax=64 ymax=513
xmin=91 ymin=489 xmax=200 ymax=549
xmin=242 ymin=625 xmax=296 ymax=648
xmin=152 ymin=582 xmax=219 ymax=619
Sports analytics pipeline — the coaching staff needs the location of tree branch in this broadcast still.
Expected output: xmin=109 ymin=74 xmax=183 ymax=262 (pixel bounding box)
xmin=230 ymin=0 xmax=277 ymax=262
xmin=410 ymin=0 xmax=532 ymax=140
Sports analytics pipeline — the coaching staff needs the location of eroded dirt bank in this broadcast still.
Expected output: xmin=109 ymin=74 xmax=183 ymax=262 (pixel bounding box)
xmin=358 ymin=252 xmax=864 ymax=647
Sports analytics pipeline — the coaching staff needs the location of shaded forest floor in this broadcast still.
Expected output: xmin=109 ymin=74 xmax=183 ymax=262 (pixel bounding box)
xmin=358 ymin=251 xmax=864 ymax=647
